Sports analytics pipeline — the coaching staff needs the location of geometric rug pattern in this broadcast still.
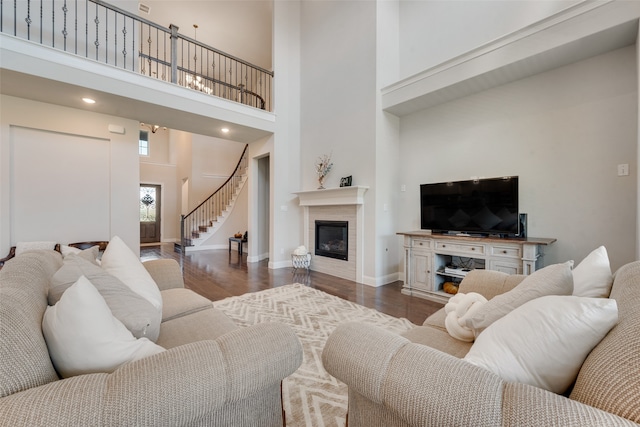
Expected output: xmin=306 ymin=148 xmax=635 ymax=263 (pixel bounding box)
xmin=212 ymin=283 xmax=415 ymax=427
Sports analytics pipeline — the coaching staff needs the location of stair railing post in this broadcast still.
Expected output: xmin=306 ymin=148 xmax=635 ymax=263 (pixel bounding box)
xmin=170 ymin=24 xmax=179 ymax=84
xmin=180 ymin=214 xmax=185 ymax=267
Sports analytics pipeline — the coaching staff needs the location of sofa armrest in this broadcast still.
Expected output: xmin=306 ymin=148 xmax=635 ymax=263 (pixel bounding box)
xmin=323 ymin=322 xmax=504 ymax=426
xmin=324 ymin=323 xmax=638 ymax=427
xmin=0 ymin=323 xmax=302 ymax=426
xmin=143 ymin=259 xmax=185 ymax=291
xmin=104 ymin=322 xmax=302 ymax=425
xmin=458 ymin=269 xmax=526 ymax=300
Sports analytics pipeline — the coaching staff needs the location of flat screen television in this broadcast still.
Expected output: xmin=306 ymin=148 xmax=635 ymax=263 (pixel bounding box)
xmin=420 ymin=176 xmax=519 ymax=236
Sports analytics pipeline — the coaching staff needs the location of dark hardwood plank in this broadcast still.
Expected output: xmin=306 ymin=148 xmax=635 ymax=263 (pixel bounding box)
xmin=141 ymin=243 xmax=443 ymax=325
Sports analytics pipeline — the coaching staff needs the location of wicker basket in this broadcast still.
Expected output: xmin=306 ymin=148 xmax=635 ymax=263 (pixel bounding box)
xmin=292 ymin=253 xmax=311 ymax=270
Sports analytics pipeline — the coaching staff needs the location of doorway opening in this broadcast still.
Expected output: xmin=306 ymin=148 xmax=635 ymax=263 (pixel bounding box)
xmin=140 ymin=184 xmax=161 ymax=244
xmin=257 ymin=155 xmax=270 ymax=261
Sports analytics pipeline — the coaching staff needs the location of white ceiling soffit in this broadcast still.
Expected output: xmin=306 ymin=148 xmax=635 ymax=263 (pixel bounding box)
xmin=382 ymin=2 xmax=640 ymax=116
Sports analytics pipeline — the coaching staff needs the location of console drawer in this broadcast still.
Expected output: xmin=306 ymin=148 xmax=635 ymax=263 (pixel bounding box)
xmin=491 ymin=245 xmax=522 ymax=259
xmin=435 ymin=241 xmax=485 ymax=255
xmin=412 ymin=239 xmax=432 ymax=249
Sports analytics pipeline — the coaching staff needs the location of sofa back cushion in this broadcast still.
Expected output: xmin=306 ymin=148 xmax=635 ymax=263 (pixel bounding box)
xmin=570 ymin=260 xmax=640 ymax=423
xmin=0 ymin=250 xmax=63 ymax=398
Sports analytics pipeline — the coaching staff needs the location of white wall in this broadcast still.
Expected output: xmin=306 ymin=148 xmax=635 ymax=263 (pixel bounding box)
xmin=299 ymin=0 xmax=379 ymax=281
xmin=0 ymin=95 xmax=140 ymax=254
xmin=397 ymin=46 xmax=637 ymax=271
xmin=189 ymin=135 xmax=246 ymax=211
xmin=140 ymin=127 xmax=180 ymax=242
xmin=398 ymin=0 xmax=581 ymax=79
xmin=270 ymin=0 xmax=302 ymax=268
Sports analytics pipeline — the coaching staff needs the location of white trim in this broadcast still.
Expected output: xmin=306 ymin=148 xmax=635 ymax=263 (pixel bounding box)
xmin=293 ymin=186 xmax=369 ymax=206
xmin=382 ymin=0 xmax=639 ymax=116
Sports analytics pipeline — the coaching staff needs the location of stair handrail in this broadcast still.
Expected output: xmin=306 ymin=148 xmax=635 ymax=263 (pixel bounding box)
xmin=181 ymin=144 xmax=249 ymax=250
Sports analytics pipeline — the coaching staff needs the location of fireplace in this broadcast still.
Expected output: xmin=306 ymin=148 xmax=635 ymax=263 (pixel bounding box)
xmin=315 ymin=220 xmax=348 ymax=261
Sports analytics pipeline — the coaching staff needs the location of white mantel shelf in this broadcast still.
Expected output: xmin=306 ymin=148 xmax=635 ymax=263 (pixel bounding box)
xmin=294 ymin=186 xmax=369 ymax=206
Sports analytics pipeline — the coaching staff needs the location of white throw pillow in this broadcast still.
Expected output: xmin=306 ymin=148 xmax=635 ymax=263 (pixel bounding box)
xmin=15 ymin=241 xmax=56 ymax=255
xmin=101 ymin=236 xmax=162 ymax=311
xmin=464 ymin=295 xmax=618 ymax=394
xmin=572 ymin=246 xmax=613 ymax=298
xmin=466 ymin=262 xmax=574 ymax=338
xmin=42 ymin=275 xmax=165 ymax=378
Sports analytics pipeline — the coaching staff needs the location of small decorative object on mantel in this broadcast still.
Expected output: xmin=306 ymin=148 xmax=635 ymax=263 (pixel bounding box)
xmin=315 ymin=153 xmax=333 ymax=189
xmin=340 ymin=176 xmax=352 ymax=187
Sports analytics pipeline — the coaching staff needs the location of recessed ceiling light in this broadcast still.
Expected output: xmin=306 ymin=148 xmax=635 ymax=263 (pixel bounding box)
xmin=82 ymin=97 xmax=96 ymax=104
xmin=221 ymin=128 xmax=230 ymax=133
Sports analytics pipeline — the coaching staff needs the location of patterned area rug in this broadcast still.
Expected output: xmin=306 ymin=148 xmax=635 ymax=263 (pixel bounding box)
xmin=212 ymin=283 xmax=415 ymax=427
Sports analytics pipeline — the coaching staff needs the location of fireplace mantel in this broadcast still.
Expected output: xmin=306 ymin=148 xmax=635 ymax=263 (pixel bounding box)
xmin=294 ymin=186 xmax=369 ymax=206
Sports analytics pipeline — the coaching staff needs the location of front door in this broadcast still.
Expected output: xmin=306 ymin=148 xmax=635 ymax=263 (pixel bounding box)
xmin=140 ymin=184 xmax=161 ymax=243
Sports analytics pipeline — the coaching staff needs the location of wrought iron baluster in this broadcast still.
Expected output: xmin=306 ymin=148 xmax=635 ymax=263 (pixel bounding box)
xmin=62 ymin=0 xmax=67 ymax=50
xmin=121 ymin=17 xmax=127 ymax=69
xmin=94 ymin=1 xmax=99 ymax=60
xmin=74 ymin=0 xmax=77 ymax=53
xmin=25 ymin=0 xmax=31 ymax=40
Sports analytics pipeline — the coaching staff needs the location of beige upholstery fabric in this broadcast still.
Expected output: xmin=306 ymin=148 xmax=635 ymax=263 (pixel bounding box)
xmin=157 ymin=305 xmax=240 ymax=349
xmin=143 ymin=259 xmax=185 ymax=291
xmin=323 ymin=265 xmax=640 ymax=427
xmin=160 ymin=288 xmax=213 ymax=322
xmin=570 ymin=261 xmax=640 ymax=423
xmin=0 ymin=250 xmax=62 ymax=398
xmin=504 ymin=382 xmax=638 ymax=426
xmin=401 ymin=324 xmax=472 ymax=358
xmin=458 ymin=269 xmax=525 ymax=300
xmin=323 ymin=322 xmax=504 ymax=426
xmin=0 ymin=249 xmax=303 ymax=426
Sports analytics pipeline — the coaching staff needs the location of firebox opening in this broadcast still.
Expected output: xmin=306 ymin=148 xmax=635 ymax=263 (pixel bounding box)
xmin=315 ymin=220 xmax=348 ymax=261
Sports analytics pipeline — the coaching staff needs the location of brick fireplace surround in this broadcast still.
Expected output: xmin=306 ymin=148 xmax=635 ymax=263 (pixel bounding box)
xmin=294 ymin=186 xmax=368 ymax=283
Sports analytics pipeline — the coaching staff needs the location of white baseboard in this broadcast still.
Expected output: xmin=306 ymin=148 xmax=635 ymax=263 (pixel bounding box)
xmin=185 ymin=244 xmax=228 ymax=252
xmin=361 ymin=272 xmax=402 ymax=287
xmin=269 ymin=259 xmax=292 ymax=269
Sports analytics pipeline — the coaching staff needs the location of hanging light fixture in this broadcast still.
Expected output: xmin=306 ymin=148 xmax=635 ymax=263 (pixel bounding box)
xmin=184 ymin=24 xmax=213 ymax=95
xmin=140 ymin=123 xmax=166 ymax=133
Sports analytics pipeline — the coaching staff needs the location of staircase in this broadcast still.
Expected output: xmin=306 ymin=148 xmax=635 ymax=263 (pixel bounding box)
xmin=179 ymin=145 xmax=249 ymax=252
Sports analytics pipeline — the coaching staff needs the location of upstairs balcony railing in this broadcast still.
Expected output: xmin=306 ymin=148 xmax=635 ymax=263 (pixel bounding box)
xmin=1 ymin=0 xmax=273 ymax=111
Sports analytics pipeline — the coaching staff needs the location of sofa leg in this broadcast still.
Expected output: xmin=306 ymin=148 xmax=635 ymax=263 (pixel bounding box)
xmin=281 ymin=381 xmax=286 ymax=427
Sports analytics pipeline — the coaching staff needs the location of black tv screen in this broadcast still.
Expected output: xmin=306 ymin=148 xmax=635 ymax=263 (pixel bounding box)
xmin=420 ymin=177 xmax=519 ymax=236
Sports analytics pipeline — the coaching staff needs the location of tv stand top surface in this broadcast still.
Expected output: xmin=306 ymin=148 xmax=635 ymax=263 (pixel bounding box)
xmin=396 ymin=230 xmax=556 ymax=246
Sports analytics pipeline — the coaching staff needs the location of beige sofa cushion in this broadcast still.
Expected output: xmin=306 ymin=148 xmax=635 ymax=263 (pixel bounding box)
xmin=570 ymin=261 xmax=640 ymax=423
xmin=160 ymin=288 xmax=213 ymax=322
xmin=466 ymin=262 xmax=573 ymax=338
xmin=401 ymin=325 xmax=472 ymax=358
xmin=157 ymin=308 xmax=239 ymax=349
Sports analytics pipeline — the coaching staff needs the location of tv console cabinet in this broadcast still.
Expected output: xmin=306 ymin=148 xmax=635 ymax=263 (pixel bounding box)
xmin=397 ymin=231 xmax=556 ymax=304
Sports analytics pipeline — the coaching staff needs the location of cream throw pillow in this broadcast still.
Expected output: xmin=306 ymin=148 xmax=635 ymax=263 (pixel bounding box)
xmin=466 ymin=262 xmax=574 ymax=338
xmin=49 ymin=256 xmax=161 ymax=341
xmin=572 ymin=246 xmax=613 ymax=298
xmin=42 ymin=275 xmax=165 ymax=378
xmin=101 ymin=236 xmax=162 ymax=312
xmin=464 ymin=295 xmax=618 ymax=394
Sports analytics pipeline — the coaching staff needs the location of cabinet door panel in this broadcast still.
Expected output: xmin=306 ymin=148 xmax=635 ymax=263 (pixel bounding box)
xmin=412 ymin=252 xmax=432 ymax=291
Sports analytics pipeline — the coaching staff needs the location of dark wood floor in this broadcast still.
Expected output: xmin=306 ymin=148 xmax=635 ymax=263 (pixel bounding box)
xmin=140 ymin=243 xmax=443 ymax=325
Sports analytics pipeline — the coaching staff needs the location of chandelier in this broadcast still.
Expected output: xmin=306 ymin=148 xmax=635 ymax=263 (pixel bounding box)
xmin=184 ymin=24 xmax=213 ymax=95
